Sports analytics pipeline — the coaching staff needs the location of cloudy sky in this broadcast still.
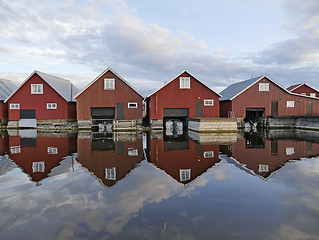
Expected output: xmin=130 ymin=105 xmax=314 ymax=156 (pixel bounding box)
xmin=0 ymin=0 xmax=318 ymax=95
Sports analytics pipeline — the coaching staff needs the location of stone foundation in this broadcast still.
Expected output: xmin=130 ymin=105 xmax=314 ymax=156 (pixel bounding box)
xmin=150 ymin=120 xmax=164 ymax=130
xmin=268 ymin=116 xmax=319 ymax=131
xmin=188 ymin=118 xmax=237 ymax=133
xmin=188 ymin=130 xmax=237 ymax=144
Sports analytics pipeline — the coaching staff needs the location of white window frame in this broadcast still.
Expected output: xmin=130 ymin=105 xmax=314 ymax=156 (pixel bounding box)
xmin=32 ymin=161 xmax=45 ymax=172
xmin=47 ymin=103 xmax=57 ymax=109
xmin=104 ymin=78 xmax=115 ymax=90
xmin=10 ymin=103 xmax=20 ymax=109
xmin=259 ymin=83 xmax=269 ymax=92
xmin=128 ymin=102 xmax=138 ymax=109
xmin=10 ymin=145 xmax=21 ymax=154
xmin=310 ymin=93 xmax=316 ymax=97
xmin=105 ymin=167 xmax=116 ymax=180
xmin=286 ymin=147 xmax=295 ymax=155
xmin=259 ymin=164 xmax=269 ymax=172
xmin=128 ymin=148 xmax=138 ymax=156
xmin=286 ymin=101 xmax=295 ymax=108
xmin=180 ymin=169 xmax=191 ymax=182
xmin=180 ymin=77 xmax=190 ymax=89
xmin=204 ymin=99 xmax=214 ymax=106
xmin=47 ymin=147 xmax=58 ymax=154
xmin=203 ymin=151 xmax=214 ymax=158
xmin=31 ymin=84 xmax=43 ymax=94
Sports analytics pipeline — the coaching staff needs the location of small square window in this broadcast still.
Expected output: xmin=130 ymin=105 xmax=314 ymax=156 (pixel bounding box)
xmin=10 ymin=103 xmax=20 ymax=109
xmin=204 ymin=100 xmax=214 ymax=106
xmin=104 ymin=78 xmax=115 ymax=90
xmin=301 ymin=93 xmax=307 ymax=96
xmin=180 ymin=169 xmax=191 ymax=182
xmin=105 ymin=167 xmax=116 ymax=180
xmin=10 ymin=146 xmax=21 ymax=154
xmin=259 ymin=164 xmax=269 ymax=172
xmin=47 ymin=147 xmax=58 ymax=154
xmin=310 ymin=93 xmax=316 ymax=97
xmin=31 ymin=84 xmax=43 ymax=94
xmin=203 ymin=151 xmax=214 ymax=158
xmin=128 ymin=102 xmax=138 ymax=108
xmin=180 ymin=77 xmax=190 ymax=89
xmin=47 ymin=103 xmax=57 ymax=109
xmin=32 ymin=161 xmax=45 ymax=172
xmin=259 ymin=83 xmax=269 ymax=92
xmin=128 ymin=148 xmax=138 ymax=156
xmin=286 ymin=147 xmax=295 ymax=155
xmin=286 ymin=101 xmax=294 ymax=108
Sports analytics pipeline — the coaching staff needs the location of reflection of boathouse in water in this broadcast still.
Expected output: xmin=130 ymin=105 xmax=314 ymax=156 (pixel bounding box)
xmin=76 ymin=132 xmax=144 ymax=187
xmin=146 ymin=133 xmax=220 ymax=185
xmin=8 ymin=131 xmax=77 ymax=182
xmin=220 ymin=131 xmax=319 ymax=180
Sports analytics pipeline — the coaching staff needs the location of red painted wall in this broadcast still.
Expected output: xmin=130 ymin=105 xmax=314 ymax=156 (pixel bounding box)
xmin=77 ymin=136 xmax=143 ymax=187
xmin=220 ymin=77 xmax=319 ymax=118
xmin=290 ymin=85 xmax=319 ymax=98
xmin=0 ymin=101 xmax=8 ymax=120
xmin=8 ymin=73 xmax=71 ymax=121
xmin=68 ymin=102 xmax=77 ymax=119
xmin=148 ymin=138 xmax=220 ymax=184
xmin=77 ymin=70 xmax=143 ymax=121
xmin=220 ymin=136 xmax=319 ymax=179
xmin=149 ymin=72 xmax=220 ymax=120
xmin=8 ymin=135 xmax=77 ymax=182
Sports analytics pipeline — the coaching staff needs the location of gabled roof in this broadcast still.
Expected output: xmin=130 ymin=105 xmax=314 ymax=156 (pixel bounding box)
xmin=220 ymin=75 xmax=293 ymax=101
xmin=5 ymin=70 xmax=79 ymax=103
xmin=74 ymin=67 xmax=144 ymax=99
xmin=287 ymin=83 xmax=319 ymax=93
xmin=147 ymin=70 xmax=222 ymax=98
xmin=0 ymin=79 xmax=19 ymax=100
xmin=287 ymin=83 xmax=303 ymax=92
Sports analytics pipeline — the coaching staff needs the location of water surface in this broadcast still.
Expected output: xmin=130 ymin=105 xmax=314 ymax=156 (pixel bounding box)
xmin=1 ymin=130 xmax=319 ymax=239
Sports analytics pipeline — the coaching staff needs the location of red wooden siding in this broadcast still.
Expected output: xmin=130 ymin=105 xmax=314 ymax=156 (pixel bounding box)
xmin=290 ymin=85 xmax=319 ymax=98
xmin=8 ymin=135 xmax=77 ymax=182
xmin=148 ymin=72 xmax=219 ymax=120
xmin=220 ymin=77 xmax=319 ymax=118
xmin=221 ymin=136 xmax=319 ymax=179
xmin=0 ymin=101 xmax=8 ymax=120
xmin=8 ymin=73 xmax=71 ymax=121
xmin=77 ymin=136 xmax=143 ymax=187
xmin=77 ymin=70 xmax=143 ymax=121
xmin=148 ymin=137 xmax=220 ymax=184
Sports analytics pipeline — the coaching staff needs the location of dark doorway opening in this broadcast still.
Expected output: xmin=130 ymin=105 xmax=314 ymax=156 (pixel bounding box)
xmin=91 ymin=107 xmax=115 ymax=132
xmin=245 ymin=108 xmax=265 ymax=130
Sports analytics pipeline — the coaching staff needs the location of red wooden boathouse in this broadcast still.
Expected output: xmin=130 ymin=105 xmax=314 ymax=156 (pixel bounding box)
xmin=220 ymin=75 xmax=319 ymax=123
xmin=145 ymin=71 xmax=221 ymax=129
xmin=75 ymin=68 xmax=144 ymax=130
xmin=287 ymin=83 xmax=319 ymax=98
xmin=0 ymin=79 xmax=18 ymax=126
xmin=5 ymin=71 xmax=78 ymax=128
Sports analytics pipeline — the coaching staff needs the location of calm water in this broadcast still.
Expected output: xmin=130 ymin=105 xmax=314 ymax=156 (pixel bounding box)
xmin=1 ymin=129 xmax=319 ymax=240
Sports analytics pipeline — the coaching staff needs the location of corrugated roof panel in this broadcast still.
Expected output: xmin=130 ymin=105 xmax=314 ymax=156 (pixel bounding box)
xmin=0 ymin=79 xmax=19 ymax=100
xmin=35 ymin=71 xmax=79 ymax=101
xmin=219 ymin=76 xmax=263 ymax=101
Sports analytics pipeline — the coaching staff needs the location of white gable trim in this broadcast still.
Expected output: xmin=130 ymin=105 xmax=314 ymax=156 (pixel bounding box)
xmin=74 ymin=67 xmax=144 ymax=99
xmin=147 ymin=70 xmax=222 ymax=98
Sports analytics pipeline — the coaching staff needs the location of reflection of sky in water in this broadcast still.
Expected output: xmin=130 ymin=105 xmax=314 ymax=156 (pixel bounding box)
xmin=1 ymin=153 xmax=319 ymax=240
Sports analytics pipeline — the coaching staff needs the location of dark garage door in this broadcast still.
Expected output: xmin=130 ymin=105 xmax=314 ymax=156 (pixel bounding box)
xmin=20 ymin=109 xmax=36 ymax=119
xmin=163 ymin=108 xmax=189 ymax=118
xmin=91 ymin=107 xmax=115 ymax=119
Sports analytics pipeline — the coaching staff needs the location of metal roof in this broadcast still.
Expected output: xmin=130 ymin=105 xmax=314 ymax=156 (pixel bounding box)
xmin=5 ymin=71 xmax=79 ymax=103
xmin=74 ymin=67 xmax=144 ymax=99
xmin=219 ymin=76 xmax=263 ymax=101
xmin=220 ymin=75 xmax=317 ymax=101
xmin=0 ymin=79 xmax=19 ymax=100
